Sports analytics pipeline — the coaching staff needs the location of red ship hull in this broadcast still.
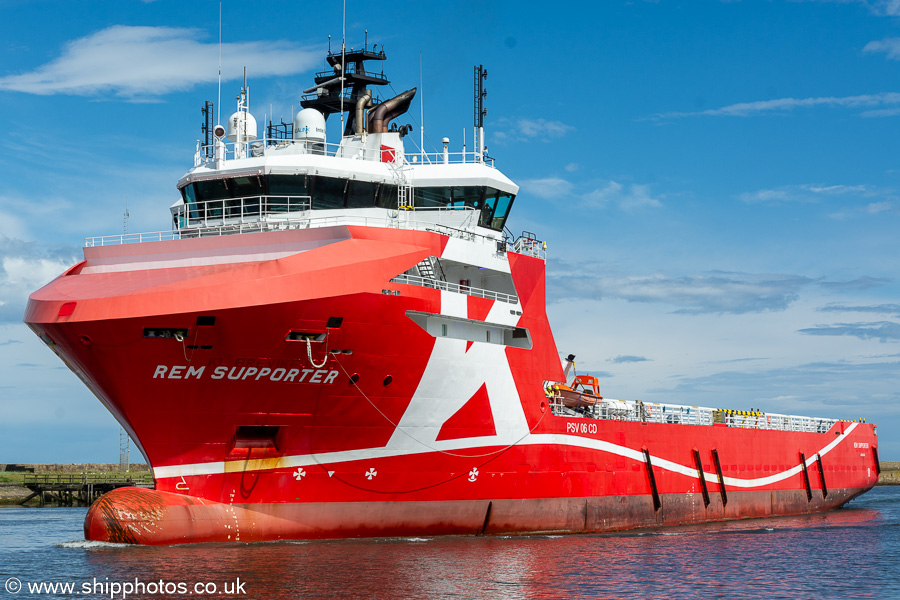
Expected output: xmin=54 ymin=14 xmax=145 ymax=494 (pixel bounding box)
xmin=26 ymin=225 xmax=879 ymax=545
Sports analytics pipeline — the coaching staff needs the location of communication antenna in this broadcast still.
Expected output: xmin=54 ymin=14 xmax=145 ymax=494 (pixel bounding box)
xmin=217 ymin=2 xmax=222 ymax=125
xmin=123 ymin=196 xmax=129 ymax=234
xmin=420 ymin=53 xmax=424 ymax=156
xmin=474 ymin=65 xmax=487 ymax=162
xmin=339 ymin=0 xmax=346 ymax=136
xmin=201 ymin=100 xmax=214 ymax=157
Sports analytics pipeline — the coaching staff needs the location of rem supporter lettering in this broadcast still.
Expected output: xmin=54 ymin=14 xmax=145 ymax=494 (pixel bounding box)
xmin=152 ymin=363 xmax=339 ymax=384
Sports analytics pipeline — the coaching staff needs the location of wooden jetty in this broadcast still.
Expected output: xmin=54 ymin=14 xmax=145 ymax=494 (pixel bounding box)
xmin=20 ymin=473 xmax=154 ymax=506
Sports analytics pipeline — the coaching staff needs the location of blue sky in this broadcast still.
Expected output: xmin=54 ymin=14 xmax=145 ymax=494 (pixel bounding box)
xmin=1 ymin=0 xmax=899 ymax=462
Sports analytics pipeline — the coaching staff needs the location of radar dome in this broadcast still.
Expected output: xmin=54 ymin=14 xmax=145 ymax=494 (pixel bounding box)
xmin=293 ymin=108 xmax=326 ymax=142
xmin=226 ymin=111 xmax=258 ymax=142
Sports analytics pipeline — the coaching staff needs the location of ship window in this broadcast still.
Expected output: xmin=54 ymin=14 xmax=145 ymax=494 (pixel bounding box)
xmin=312 ymin=176 xmax=346 ymax=209
xmin=376 ymin=184 xmax=398 ymax=209
xmin=268 ymin=174 xmax=309 ymax=197
xmin=230 ymin=176 xmax=264 ymax=198
xmin=452 ymin=186 xmax=485 ymax=210
xmin=415 ymin=186 xmax=452 ymax=208
xmin=183 ymin=184 xmax=196 ymax=204
xmin=347 ymin=180 xmax=377 ymax=208
xmin=492 ymin=193 xmax=515 ymax=230
xmin=414 ymin=186 xmax=486 ymax=210
xmin=479 ymin=192 xmax=497 ymax=229
xmin=194 ymin=179 xmax=230 ymax=202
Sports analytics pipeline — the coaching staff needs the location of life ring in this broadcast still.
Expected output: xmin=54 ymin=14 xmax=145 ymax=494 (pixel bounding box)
xmin=646 ymin=405 xmax=653 ymax=417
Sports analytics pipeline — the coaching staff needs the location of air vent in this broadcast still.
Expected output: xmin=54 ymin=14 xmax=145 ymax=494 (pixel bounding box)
xmin=326 ymin=316 xmax=344 ymax=328
xmin=196 ymin=316 xmax=216 ymax=326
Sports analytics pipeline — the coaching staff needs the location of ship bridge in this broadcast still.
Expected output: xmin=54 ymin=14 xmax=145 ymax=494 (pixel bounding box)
xmin=86 ymin=39 xmax=543 ymax=262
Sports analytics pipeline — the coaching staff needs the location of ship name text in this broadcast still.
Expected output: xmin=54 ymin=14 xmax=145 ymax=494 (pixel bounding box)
xmin=152 ymin=361 xmax=339 ymax=384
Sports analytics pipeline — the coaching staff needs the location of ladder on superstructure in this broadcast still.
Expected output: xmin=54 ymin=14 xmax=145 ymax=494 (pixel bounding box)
xmin=387 ymin=160 xmax=414 ymax=226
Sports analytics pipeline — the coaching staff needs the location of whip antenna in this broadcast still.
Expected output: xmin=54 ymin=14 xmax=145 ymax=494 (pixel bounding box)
xmin=339 ymin=0 xmax=346 ymax=136
xmin=217 ymin=2 xmax=222 ymax=125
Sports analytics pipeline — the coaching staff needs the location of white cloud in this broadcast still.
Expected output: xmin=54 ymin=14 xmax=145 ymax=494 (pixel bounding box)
xmin=740 ymin=183 xmax=874 ymax=204
xmin=492 ymin=117 xmax=574 ymax=143
xmin=867 ymin=200 xmax=893 ymax=213
xmin=0 ymin=25 xmax=321 ymax=98
xmin=548 ymin=268 xmax=814 ymax=314
xmin=870 ymin=0 xmax=900 ymax=15
xmin=520 ymin=177 xmax=663 ymax=210
xmin=819 ymin=303 xmax=900 ymax=316
xmin=799 ymin=321 xmax=900 ymax=342
xmin=0 ymin=209 xmax=28 ymax=240
xmin=808 ymin=0 xmax=900 ymax=17
xmin=0 ymin=236 xmax=78 ymax=323
xmin=520 ymin=177 xmax=574 ymax=199
xmin=583 ymin=181 xmax=663 ymax=210
xmin=609 ymin=355 xmax=651 ymax=364
xmin=651 ymin=93 xmax=900 ymax=120
xmin=863 ymin=37 xmax=900 ymax=60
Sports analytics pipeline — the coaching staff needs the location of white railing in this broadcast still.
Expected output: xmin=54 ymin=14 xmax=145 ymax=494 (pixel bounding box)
xmin=181 ymin=195 xmax=310 ymax=228
xmin=390 ymin=273 xmax=519 ymax=305
xmin=548 ymin=393 xmax=847 ymax=433
xmin=86 ymin=231 xmax=183 ymax=246
xmin=86 ymin=209 xmax=513 ymax=249
xmin=512 ymin=235 xmax=546 ymax=260
xmin=721 ymin=411 xmax=837 ymax=433
xmin=196 ymin=138 xmax=495 ymax=168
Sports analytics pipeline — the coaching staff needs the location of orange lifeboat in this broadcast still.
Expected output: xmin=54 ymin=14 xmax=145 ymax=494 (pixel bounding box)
xmin=553 ymin=374 xmax=603 ymax=408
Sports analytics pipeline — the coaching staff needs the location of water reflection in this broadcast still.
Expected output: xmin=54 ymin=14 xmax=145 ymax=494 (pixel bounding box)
xmin=3 ymin=490 xmax=889 ymax=599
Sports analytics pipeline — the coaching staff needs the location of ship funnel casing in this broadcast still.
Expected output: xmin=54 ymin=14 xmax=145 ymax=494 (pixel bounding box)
xmin=367 ymin=88 xmax=417 ymax=134
xmin=294 ymin=108 xmax=327 ymax=142
xmin=226 ymin=111 xmax=258 ymax=142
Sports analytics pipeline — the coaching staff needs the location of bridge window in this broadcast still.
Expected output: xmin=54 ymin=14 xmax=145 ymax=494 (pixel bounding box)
xmin=492 ymin=193 xmax=514 ymax=230
xmin=376 ymin=184 xmax=398 ymax=208
xmin=347 ymin=180 xmax=378 ymax=208
xmin=312 ymin=176 xmax=346 ymax=209
xmin=415 ymin=186 xmax=454 ymax=208
xmin=268 ymin=174 xmax=308 ymax=197
xmin=178 ymin=176 xmax=514 ymax=230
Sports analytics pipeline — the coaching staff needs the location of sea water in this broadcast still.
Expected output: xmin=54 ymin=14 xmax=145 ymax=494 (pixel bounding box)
xmin=2 ymin=486 xmax=899 ymax=599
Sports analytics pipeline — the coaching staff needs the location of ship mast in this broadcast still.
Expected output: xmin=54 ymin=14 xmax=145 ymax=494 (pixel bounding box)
xmin=474 ymin=65 xmax=487 ymax=163
xmin=300 ymin=39 xmax=390 ymax=136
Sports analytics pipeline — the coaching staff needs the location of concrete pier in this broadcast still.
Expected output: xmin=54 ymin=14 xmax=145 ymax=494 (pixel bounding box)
xmin=878 ymin=461 xmax=900 ymax=485
xmin=0 ymin=464 xmax=152 ymax=507
xmin=20 ymin=472 xmax=154 ymax=506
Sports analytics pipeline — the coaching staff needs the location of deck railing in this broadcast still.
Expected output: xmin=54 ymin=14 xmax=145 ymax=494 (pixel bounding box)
xmin=196 ymin=137 xmax=495 ymax=167
xmin=548 ymin=394 xmax=845 ymax=434
xmin=86 ymin=207 xmax=544 ymax=260
xmin=390 ymin=273 xmax=519 ymax=305
xmin=181 ymin=195 xmax=310 ymax=228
